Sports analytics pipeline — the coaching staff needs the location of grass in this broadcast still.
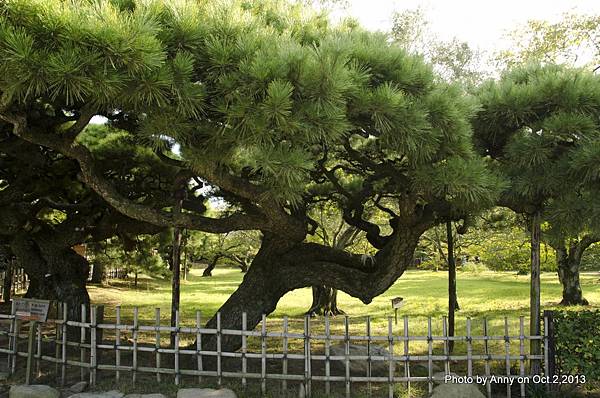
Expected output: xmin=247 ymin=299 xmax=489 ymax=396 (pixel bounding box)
xmin=88 ymin=267 xmax=600 ymax=329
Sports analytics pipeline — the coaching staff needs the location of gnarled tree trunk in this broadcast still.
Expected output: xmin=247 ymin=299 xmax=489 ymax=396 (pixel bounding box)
xmin=12 ymin=235 xmax=90 ymax=321
xmin=204 ymin=226 xmax=423 ymax=353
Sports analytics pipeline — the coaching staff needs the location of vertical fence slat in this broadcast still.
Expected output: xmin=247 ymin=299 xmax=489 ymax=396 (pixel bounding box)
xmin=115 ymin=306 xmax=121 ymax=383
xmin=155 ymin=308 xmax=161 ymax=383
xmin=174 ymin=310 xmax=180 ymax=386
xmin=196 ymin=310 xmax=202 ymax=385
xmin=261 ymin=314 xmax=267 ymax=395
xmin=133 ymin=307 xmax=138 ymax=385
xmin=282 ymin=316 xmax=288 ymax=395
xmin=543 ymin=313 xmax=549 ymax=379
xmin=427 ymin=317 xmax=433 ymax=394
xmin=8 ymin=299 xmax=16 ymax=375
xmin=325 ymin=315 xmax=331 ymax=396
xmin=366 ymin=315 xmax=372 ymax=397
xmin=344 ymin=315 xmax=350 ymax=398
xmin=504 ymin=316 xmax=511 ymax=398
xmin=304 ymin=315 xmax=312 ymax=398
xmin=403 ymin=315 xmax=410 ymax=396
xmin=466 ymin=317 xmax=473 ymax=378
xmin=54 ymin=302 xmax=60 ymax=380
xmin=483 ymin=318 xmax=492 ymax=398
xmin=90 ymin=305 xmax=97 ymax=386
xmin=80 ymin=304 xmax=86 ymax=382
xmin=217 ymin=312 xmax=222 ymax=386
xmin=61 ymin=303 xmax=67 ymax=387
xmin=442 ymin=316 xmax=449 ymax=375
xmin=241 ymin=312 xmax=247 ymax=390
xmin=519 ymin=316 xmax=526 ymax=398
xmin=388 ymin=317 xmax=394 ymax=398
xmin=36 ymin=314 xmax=41 ymax=379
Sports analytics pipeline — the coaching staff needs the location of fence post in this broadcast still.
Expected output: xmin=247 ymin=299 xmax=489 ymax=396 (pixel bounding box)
xmin=8 ymin=299 xmax=16 ymax=375
xmin=133 ymin=307 xmax=139 ymax=386
xmin=80 ymin=304 xmax=87 ymax=382
xmin=196 ymin=310 xmax=202 ymax=385
xmin=115 ymin=306 xmax=121 ymax=383
xmin=61 ymin=303 xmax=67 ymax=387
xmin=543 ymin=310 xmax=557 ymax=393
xmin=155 ymin=308 xmax=161 ymax=383
xmin=282 ymin=316 xmax=288 ymax=395
xmin=241 ymin=312 xmax=247 ymax=390
xmin=344 ymin=316 xmax=350 ymax=398
xmin=174 ymin=310 xmax=180 ymax=386
xmin=261 ymin=314 xmax=267 ymax=396
xmin=90 ymin=305 xmax=97 ymax=386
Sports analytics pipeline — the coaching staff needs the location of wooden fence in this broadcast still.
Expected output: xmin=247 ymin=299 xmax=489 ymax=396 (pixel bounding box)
xmin=0 ymin=303 xmax=553 ymax=398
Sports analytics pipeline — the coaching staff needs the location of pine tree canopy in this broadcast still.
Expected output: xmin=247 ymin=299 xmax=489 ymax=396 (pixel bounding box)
xmin=1 ymin=0 xmax=497 ymax=231
xmin=473 ymin=64 xmax=600 ymax=242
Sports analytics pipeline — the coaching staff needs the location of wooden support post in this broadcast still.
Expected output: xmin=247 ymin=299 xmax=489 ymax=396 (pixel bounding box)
xmin=115 ymin=306 xmax=121 ymax=382
xmin=282 ymin=316 xmax=288 ymax=395
xmin=155 ymin=308 xmax=161 ymax=383
xmin=196 ymin=310 xmax=202 ymax=385
xmin=241 ymin=312 xmax=247 ymax=390
xmin=133 ymin=307 xmax=139 ymax=385
xmin=90 ymin=306 xmax=97 ymax=386
xmin=530 ymin=211 xmax=542 ymax=375
xmin=25 ymin=321 xmax=37 ymax=385
xmin=261 ymin=314 xmax=267 ymax=395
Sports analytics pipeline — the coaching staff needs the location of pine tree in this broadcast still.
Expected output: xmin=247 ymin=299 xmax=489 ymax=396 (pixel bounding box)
xmin=0 ymin=0 xmax=499 ymax=351
xmin=473 ymin=64 xmax=600 ymax=368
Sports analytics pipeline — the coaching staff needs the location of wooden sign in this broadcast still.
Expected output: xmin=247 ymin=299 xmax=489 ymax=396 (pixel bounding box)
xmin=13 ymin=298 xmax=51 ymax=322
xmin=391 ymin=297 xmax=405 ymax=309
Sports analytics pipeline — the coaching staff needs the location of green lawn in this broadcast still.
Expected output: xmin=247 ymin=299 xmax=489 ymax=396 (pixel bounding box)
xmin=88 ymin=267 xmax=600 ymax=340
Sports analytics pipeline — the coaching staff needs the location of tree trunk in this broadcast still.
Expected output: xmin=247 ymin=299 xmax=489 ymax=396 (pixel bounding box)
xmin=306 ymin=286 xmax=344 ymax=316
xmin=203 ymin=227 xmax=422 ymax=353
xmin=447 ymin=221 xmax=458 ymax=353
xmin=11 ymin=235 xmax=90 ymax=322
xmin=556 ymin=247 xmax=588 ymax=306
xmin=90 ymin=261 xmax=105 ymax=284
xmin=530 ymin=212 xmax=541 ymax=375
xmin=202 ymin=257 xmax=219 ymax=277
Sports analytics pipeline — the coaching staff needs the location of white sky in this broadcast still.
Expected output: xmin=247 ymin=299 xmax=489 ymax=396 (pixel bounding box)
xmin=332 ymin=0 xmax=600 ymax=52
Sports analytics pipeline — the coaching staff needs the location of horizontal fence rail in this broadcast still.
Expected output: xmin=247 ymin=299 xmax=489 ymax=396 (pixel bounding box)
xmin=0 ymin=303 xmax=552 ymax=398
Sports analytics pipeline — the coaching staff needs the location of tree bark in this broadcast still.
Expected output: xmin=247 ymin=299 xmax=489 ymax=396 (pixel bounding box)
xmin=447 ymin=221 xmax=458 ymax=353
xmin=306 ymin=286 xmax=344 ymax=316
xmin=11 ymin=235 xmax=90 ymax=322
xmin=202 ymin=257 xmax=219 ymax=277
xmin=91 ymin=261 xmax=105 ymax=284
xmin=556 ymin=246 xmax=589 ymax=306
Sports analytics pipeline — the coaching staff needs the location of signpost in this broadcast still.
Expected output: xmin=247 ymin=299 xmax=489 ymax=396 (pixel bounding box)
xmin=391 ymin=297 xmax=405 ymax=325
xmin=13 ymin=298 xmax=50 ymax=385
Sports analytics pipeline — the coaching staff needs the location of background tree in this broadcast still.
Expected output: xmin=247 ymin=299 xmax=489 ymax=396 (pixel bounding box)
xmin=306 ymin=202 xmax=363 ymax=316
xmin=473 ymin=64 xmax=600 ymax=368
xmin=497 ymin=12 xmax=600 ymax=71
xmin=495 ymin=12 xmax=600 ymax=305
